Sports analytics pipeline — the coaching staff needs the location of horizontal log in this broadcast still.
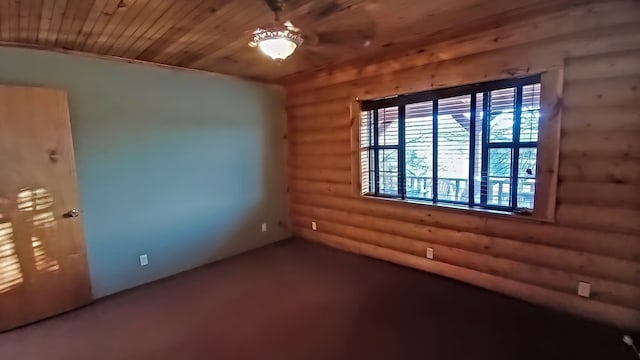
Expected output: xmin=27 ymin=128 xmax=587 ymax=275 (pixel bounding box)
xmin=557 ymin=204 xmax=640 ymax=235
xmin=562 ymin=105 xmax=640 ymax=133
xmin=565 ymin=49 xmax=640 ymax=81
xmin=289 ymin=180 xmax=353 ymax=197
xmin=290 ymin=40 xmax=563 ymax=106
xmin=290 ymin=204 xmax=640 ymax=287
xmin=288 ymin=154 xmax=351 ymax=170
xmin=289 ymin=168 xmax=351 ymax=184
xmin=559 ymin=157 xmax=640 ymax=184
xmin=564 ymin=76 xmax=640 ymax=108
xmin=285 ymin=2 xmax=640 ymax=93
xmin=294 ymin=229 xmax=640 ymax=330
xmin=286 ymin=102 xmax=349 ymax=119
xmin=288 ymin=113 xmax=351 ymax=132
xmin=286 ymin=22 xmax=640 ymax=108
xmin=292 ymin=216 xmax=640 ymax=310
xmin=289 ymin=140 xmax=351 ymax=156
xmin=560 ymin=131 xmax=640 ymax=158
xmin=558 ymin=181 xmax=640 ymax=209
xmin=290 ymin=192 xmax=640 ymax=261
xmin=290 ymin=127 xmax=351 ymax=144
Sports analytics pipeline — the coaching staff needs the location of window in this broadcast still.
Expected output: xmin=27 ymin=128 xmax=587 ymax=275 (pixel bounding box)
xmin=360 ymin=75 xmax=542 ymax=213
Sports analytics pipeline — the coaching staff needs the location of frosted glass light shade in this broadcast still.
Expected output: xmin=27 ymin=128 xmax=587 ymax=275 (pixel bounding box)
xmin=258 ymin=38 xmax=298 ymax=61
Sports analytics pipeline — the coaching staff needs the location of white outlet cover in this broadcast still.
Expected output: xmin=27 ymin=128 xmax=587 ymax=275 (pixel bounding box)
xmin=139 ymin=254 xmax=149 ymax=266
xmin=577 ymin=281 xmax=591 ymax=298
xmin=426 ymin=248 xmax=434 ymax=260
xmin=311 ymin=221 xmax=317 ymax=230
xmin=262 ymin=223 xmax=267 ymax=232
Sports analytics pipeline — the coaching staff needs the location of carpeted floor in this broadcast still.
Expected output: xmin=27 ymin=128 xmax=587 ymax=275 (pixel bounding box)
xmin=0 ymin=238 xmax=636 ymax=360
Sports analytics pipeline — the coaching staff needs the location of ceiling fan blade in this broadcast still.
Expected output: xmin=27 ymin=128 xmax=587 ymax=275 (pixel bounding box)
xmin=307 ymin=0 xmax=378 ymax=22
xmin=288 ymin=0 xmax=377 ymax=29
xmin=287 ymin=0 xmax=378 ymax=49
xmin=313 ymin=27 xmax=377 ymax=48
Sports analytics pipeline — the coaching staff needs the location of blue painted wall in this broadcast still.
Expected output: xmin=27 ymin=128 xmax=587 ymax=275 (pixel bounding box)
xmin=0 ymin=47 xmax=290 ymax=298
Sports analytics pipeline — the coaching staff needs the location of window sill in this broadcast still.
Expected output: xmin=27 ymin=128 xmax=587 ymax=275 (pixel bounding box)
xmin=361 ymin=194 xmax=556 ymax=224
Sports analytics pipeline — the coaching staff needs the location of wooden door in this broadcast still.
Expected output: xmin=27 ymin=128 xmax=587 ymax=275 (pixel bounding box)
xmin=0 ymin=86 xmax=92 ymax=332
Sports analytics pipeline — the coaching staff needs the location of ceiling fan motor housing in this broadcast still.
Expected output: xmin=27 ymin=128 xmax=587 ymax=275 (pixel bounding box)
xmin=265 ymin=0 xmax=287 ymax=18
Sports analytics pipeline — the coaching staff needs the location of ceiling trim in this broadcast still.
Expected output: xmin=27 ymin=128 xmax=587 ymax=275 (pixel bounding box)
xmin=0 ymin=41 xmax=271 ymax=85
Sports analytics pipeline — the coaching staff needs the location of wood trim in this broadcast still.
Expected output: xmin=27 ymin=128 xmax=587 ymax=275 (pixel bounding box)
xmin=533 ymin=69 xmax=563 ymax=221
xmin=350 ymin=99 xmax=362 ymax=196
xmin=349 ymin=69 xmax=562 ymax=222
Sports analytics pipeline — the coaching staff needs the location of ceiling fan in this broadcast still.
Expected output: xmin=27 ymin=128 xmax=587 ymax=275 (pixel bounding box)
xmin=248 ymin=0 xmax=378 ymax=62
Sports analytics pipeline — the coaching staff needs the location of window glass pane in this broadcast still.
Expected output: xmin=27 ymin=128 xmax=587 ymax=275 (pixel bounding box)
xmin=474 ymin=93 xmax=484 ymax=205
xmin=405 ymin=102 xmax=433 ymax=199
xmin=489 ymin=87 xmax=515 ymax=143
xmin=487 ymin=148 xmax=512 ymax=207
xmin=521 ymin=84 xmax=541 ymax=142
xmin=378 ymin=107 xmax=399 ymax=146
xmin=378 ymin=149 xmax=398 ymax=195
xmin=437 ymin=95 xmax=470 ymax=202
xmin=517 ymin=148 xmax=537 ymax=209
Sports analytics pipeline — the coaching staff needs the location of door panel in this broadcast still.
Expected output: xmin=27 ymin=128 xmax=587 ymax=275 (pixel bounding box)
xmin=0 ymin=86 xmax=92 ymax=332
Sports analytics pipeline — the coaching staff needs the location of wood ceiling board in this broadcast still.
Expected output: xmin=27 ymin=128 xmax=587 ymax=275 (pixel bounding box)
xmin=0 ymin=1 xmax=9 ymax=39
xmin=37 ymin=0 xmax=55 ymax=43
xmin=153 ymin=0 xmax=241 ymax=65
xmin=56 ymin=0 xmax=94 ymax=48
xmin=109 ymin=0 xmax=171 ymax=57
xmin=72 ymin=0 xmax=110 ymax=48
xmin=121 ymin=0 xmax=199 ymax=58
xmin=0 ymin=0 xmax=621 ymax=81
xmin=43 ymin=0 xmax=68 ymax=46
xmin=135 ymin=0 xmax=211 ymax=61
xmin=76 ymin=0 xmax=119 ymax=49
xmin=97 ymin=0 xmax=152 ymax=54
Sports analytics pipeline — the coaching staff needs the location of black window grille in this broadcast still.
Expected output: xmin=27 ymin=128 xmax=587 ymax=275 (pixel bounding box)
xmin=360 ymin=75 xmax=541 ymax=212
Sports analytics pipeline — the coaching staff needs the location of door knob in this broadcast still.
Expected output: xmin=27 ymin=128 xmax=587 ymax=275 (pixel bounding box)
xmin=64 ymin=209 xmax=80 ymax=218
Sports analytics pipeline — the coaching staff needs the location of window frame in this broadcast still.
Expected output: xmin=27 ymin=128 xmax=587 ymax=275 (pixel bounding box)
xmin=352 ymin=72 xmax=561 ymax=222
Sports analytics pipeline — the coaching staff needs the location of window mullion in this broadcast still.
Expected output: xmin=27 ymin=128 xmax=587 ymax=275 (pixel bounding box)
xmin=432 ymin=99 xmax=438 ymax=202
xmin=399 ymin=105 xmax=406 ymax=199
xmin=368 ymin=111 xmax=374 ymax=193
xmin=469 ymin=94 xmax=476 ymax=206
xmin=373 ymin=110 xmax=380 ymax=195
xmin=511 ymin=85 xmax=524 ymax=208
xmin=480 ymin=91 xmax=490 ymax=204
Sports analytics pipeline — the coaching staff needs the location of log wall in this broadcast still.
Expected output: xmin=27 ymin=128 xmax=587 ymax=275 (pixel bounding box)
xmin=284 ymin=1 xmax=640 ymax=330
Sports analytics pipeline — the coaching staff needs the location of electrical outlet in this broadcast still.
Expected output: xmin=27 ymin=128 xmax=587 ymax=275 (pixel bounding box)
xmin=311 ymin=221 xmax=317 ymax=231
xmin=262 ymin=223 xmax=267 ymax=232
xmin=426 ymin=247 xmax=434 ymax=260
xmin=139 ymin=254 xmax=149 ymax=267
xmin=577 ymin=281 xmax=591 ymax=298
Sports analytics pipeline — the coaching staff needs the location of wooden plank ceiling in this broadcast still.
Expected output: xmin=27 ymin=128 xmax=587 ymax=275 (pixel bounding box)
xmin=0 ymin=0 xmax=594 ymax=81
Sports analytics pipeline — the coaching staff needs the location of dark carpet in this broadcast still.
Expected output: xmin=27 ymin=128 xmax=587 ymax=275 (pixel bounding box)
xmin=0 ymin=238 xmax=636 ymax=359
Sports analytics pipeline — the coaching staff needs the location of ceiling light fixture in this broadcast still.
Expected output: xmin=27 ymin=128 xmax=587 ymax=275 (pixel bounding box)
xmin=249 ymin=25 xmax=303 ymax=62
xmin=249 ymin=0 xmax=303 ymax=62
